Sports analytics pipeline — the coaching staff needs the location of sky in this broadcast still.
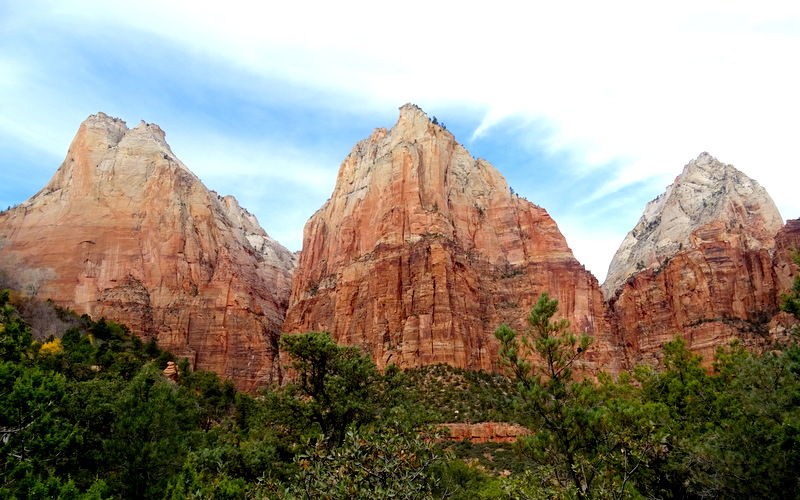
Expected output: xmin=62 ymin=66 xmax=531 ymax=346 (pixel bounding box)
xmin=1 ymin=1 xmax=799 ymax=282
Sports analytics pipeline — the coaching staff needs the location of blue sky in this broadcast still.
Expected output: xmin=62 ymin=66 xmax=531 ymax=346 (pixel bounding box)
xmin=2 ymin=1 xmax=799 ymax=282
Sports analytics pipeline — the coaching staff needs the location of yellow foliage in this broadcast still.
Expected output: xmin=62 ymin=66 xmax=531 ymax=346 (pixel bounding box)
xmin=40 ymin=338 xmax=62 ymax=355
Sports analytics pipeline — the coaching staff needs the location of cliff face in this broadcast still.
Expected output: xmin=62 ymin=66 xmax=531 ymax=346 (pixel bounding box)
xmin=604 ymin=153 xmax=788 ymax=363
xmin=283 ymin=104 xmax=623 ymax=373
xmin=0 ymin=113 xmax=296 ymax=390
xmin=4 ymin=110 xmax=794 ymax=387
xmin=774 ymin=219 xmax=800 ymax=292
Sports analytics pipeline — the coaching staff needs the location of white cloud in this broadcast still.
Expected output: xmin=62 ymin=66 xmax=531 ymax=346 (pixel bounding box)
xmin=2 ymin=0 xmax=799 ymax=273
xmin=170 ymin=131 xmax=337 ymax=194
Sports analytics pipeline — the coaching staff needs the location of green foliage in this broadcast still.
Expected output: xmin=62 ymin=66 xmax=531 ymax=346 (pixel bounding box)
xmin=0 ymin=291 xmax=209 ymax=498
xmin=275 ymin=331 xmax=380 ymax=446
xmin=438 ymin=440 xmax=535 ymax=476
xmin=495 ymin=292 xmax=665 ymax=499
xmin=394 ymin=363 xmax=516 ymax=425
xmin=179 ymin=369 xmax=237 ymax=429
xmin=284 ymin=425 xmax=444 ymax=499
xmin=1 ymin=293 xmax=34 ymax=363
xmin=636 ymin=336 xmax=713 ymax=432
xmin=495 ymin=292 xmax=592 ymax=392
xmin=430 ymin=456 xmax=509 ymax=500
xmin=0 ymin=362 xmax=81 ymax=497
xmin=637 ymin=338 xmax=800 ymax=498
xmin=102 ymin=366 xmax=203 ymax=498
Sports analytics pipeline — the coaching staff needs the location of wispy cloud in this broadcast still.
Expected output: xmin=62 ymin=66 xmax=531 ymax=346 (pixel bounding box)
xmin=1 ymin=1 xmax=798 ymax=279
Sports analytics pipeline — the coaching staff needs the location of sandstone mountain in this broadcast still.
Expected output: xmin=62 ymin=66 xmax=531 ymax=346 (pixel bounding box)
xmin=3 ymin=109 xmax=797 ymax=389
xmin=283 ymin=104 xmax=624 ymax=373
xmin=0 ymin=113 xmax=295 ymax=390
xmin=603 ymin=153 xmax=791 ymax=363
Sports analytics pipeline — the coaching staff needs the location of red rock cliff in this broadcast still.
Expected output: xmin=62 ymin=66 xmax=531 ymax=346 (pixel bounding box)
xmin=0 ymin=113 xmax=295 ymax=390
xmin=775 ymin=219 xmax=800 ymax=292
xmin=283 ymin=104 xmax=623 ymax=373
xmin=604 ymin=153 xmax=789 ymax=364
xmin=440 ymin=422 xmax=531 ymax=443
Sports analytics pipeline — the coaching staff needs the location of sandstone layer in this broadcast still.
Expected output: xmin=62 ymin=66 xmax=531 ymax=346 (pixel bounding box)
xmin=440 ymin=422 xmax=531 ymax=444
xmin=0 ymin=113 xmax=295 ymax=390
xmin=283 ymin=104 xmax=623 ymax=374
xmin=604 ymin=153 xmax=788 ymax=364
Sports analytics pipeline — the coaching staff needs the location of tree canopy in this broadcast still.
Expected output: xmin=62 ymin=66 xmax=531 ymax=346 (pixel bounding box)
xmin=2 ymin=283 xmax=800 ymax=499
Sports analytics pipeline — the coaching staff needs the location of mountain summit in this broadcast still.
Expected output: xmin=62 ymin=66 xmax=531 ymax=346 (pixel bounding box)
xmin=2 ymin=110 xmax=797 ymax=388
xmin=0 ymin=113 xmax=295 ymax=390
xmin=604 ymin=152 xmax=789 ymax=362
xmin=603 ymin=152 xmax=783 ymax=298
xmin=283 ymin=104 xmax=622 ymax=373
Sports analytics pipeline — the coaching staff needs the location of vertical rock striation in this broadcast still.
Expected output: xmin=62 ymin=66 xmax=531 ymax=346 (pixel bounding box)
xmin=774 ymin=219 xmax=800 ymax=292
xmin=0 ymin=113 xmax=296 ymax=390
xmin=283 ymin=104 xmax=622 ymax=373
xmin=4 ymin=109 xmax=793 ymax=385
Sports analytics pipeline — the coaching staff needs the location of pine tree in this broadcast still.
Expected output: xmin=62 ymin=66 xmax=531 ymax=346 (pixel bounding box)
xmin=496 ymin=293 xmax=664 ymax=499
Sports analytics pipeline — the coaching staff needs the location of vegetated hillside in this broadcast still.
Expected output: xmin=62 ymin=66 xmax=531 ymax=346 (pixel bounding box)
xmin=4 ymin=258 xmax=800 ymax=498
xmin=398 ymin=363 xmax=516 ymax=424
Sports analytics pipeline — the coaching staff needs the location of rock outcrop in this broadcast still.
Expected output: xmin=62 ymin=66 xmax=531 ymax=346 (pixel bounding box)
xmin=604 ymin=153 xmax=788 ymax=364
xmin=0 ymin=113 xmax=295 ymax=390
xmin=440 ymin=422 xmax=531 ymax=443
xmin=283 ymin=104 xmax=623 ymax=374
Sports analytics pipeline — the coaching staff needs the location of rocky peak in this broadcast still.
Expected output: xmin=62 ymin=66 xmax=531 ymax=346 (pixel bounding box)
xmin=605 ymin=153 xmax=790 ymax=365
xmin=83 ymin=112 xmax=128 ymax=145
xmin=395 ymin=103 xmax=445 ymax=134
xmin=284 ymin=105 xmax=620 ymax=374
xmin=31 ymin=113 xmax=199 ymax=207
xmin=325 ymin=103 xmax=517 ymax=263
xmin=603 ymin=152 xmax=783 ymax=299
xmin=0 ymin=113 xmax=295 ymax=390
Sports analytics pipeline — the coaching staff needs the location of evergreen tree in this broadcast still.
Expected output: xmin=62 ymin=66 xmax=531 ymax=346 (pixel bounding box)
xmin=496 ymin=293 xmax=664 ymax=499
xmin=275 ymin=331 xmax=380 ymax=446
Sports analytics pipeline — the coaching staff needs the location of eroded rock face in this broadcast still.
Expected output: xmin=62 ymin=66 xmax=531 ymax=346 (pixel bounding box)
xmin=774 ymin=219 xmax=800 ymax=292
xmin=604 ymin=153 xmax=787 ymax=364
xmin=283 ymin=104 xmax=623 ymax=374
xmin=0 ymin=113 xmax=296 ymax=390
xmin=6 ymin=110 xmax=790 ymax=388
xmin=440 ymin=422 xmax=531 ymax=443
